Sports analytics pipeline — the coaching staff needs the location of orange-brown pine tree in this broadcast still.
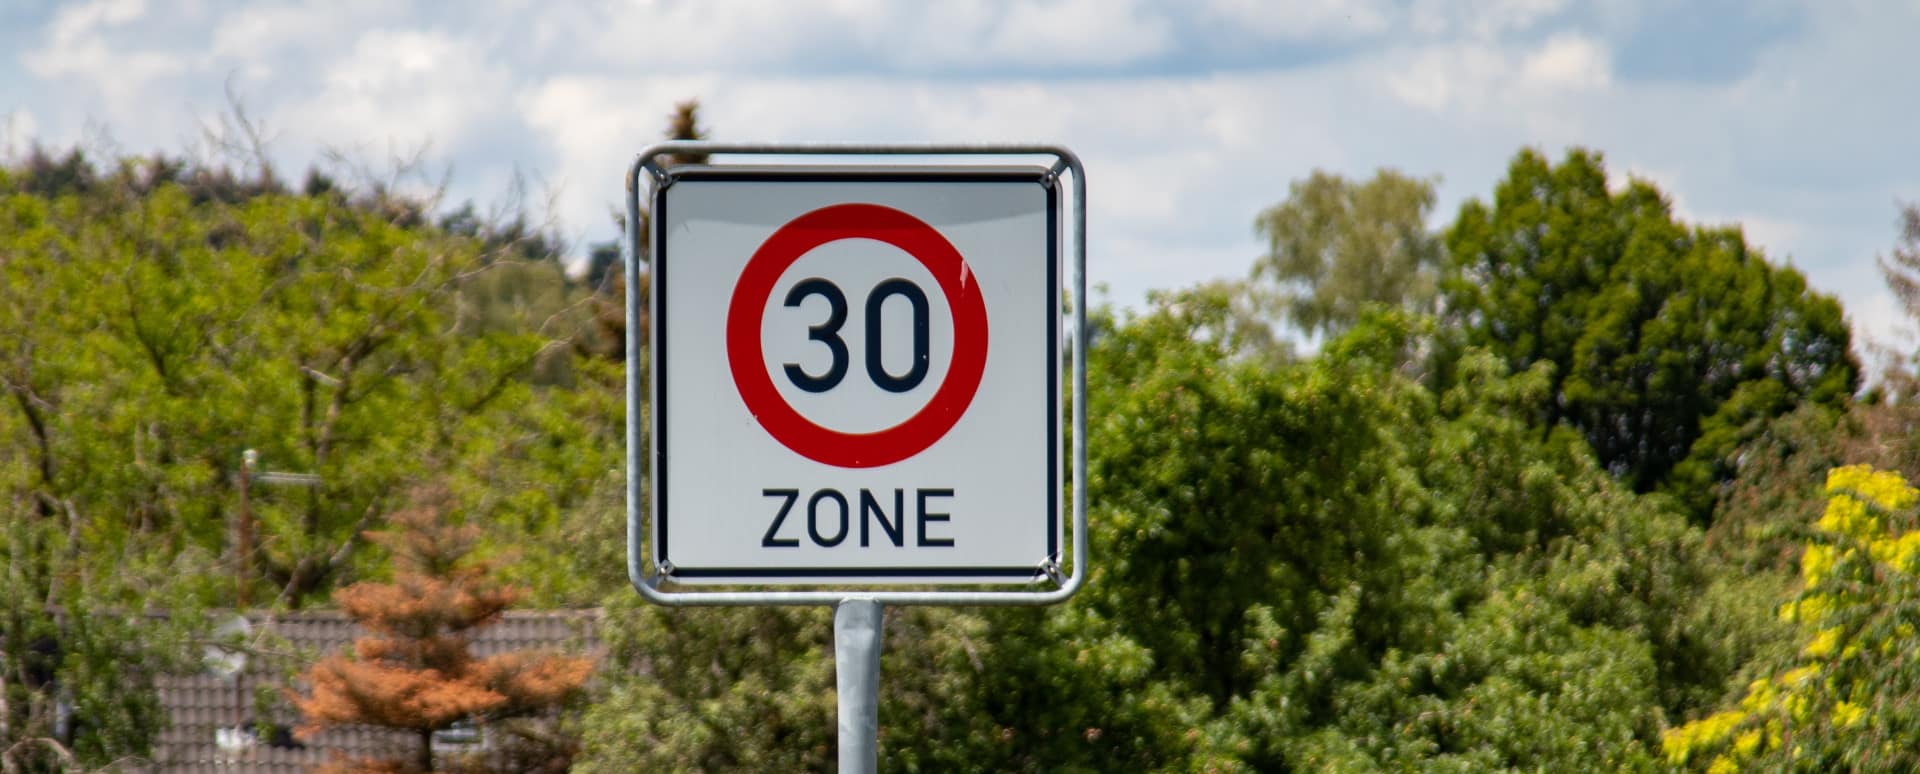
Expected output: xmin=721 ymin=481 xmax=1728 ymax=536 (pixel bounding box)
xmin=291 ymin=488 xmax=593 ymax=773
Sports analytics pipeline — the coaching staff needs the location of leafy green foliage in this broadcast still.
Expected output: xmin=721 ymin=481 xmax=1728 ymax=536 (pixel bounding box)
xmin=1708 ymin=402 xmax=1891 ymax=574
xmin=578 ymin=601 xmax=838 ymax=772
xmin=583 ymin=297 xmax=1745 ymax=771
xmin=4 ymin=133 xmax=1884 ymax=772
xmin=0 ymin=153 xmax=620 ymax=607
xmin=0 ymin=496 xmax=212 ymax=769
xmin=0 ymin=147 xmax=627 ymax=765
xmin=1176 ymin=311 xmax=1729 ymax=770
xmin=1085 ymin=296 xmax=1423 ymax=710
xmin=1442 ymin=149 xmax=1857 ymax=512
xmin=1666 ymin=466 xmax=1920 ymax=771
xmin=1252 ymin=169 xmax=1441 ymax=338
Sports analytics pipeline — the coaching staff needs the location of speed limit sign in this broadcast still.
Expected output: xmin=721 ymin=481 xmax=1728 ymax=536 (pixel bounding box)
xmin=643 ymin=159 xmax=1069 ymax=586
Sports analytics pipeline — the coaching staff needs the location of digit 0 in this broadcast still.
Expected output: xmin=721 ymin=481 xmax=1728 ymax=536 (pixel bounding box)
xmin=866 ymin=279 xmax=929 ymax=392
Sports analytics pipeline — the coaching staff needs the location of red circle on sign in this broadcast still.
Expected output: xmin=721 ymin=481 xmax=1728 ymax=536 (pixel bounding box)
xmin=726 ymin=203 xmax=989 ymax=468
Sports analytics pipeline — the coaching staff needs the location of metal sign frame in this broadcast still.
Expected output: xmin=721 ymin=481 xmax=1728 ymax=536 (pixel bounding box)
xmin=625 ymin=142 xmax=1088 ymax=606
xmin=654 ymin=165 xmax=1058 ymax=584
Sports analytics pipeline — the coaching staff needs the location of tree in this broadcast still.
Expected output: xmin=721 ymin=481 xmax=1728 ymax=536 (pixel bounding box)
xmin=1112 ymin=308 xmax=1722 ymax=770
xmin=0 ymin=140 xmax=629 ymax=766
xmin=0 ymin=151 xmax=604 ymax=607
xmin=577 ymin=291 xmax=1749 ymax=770
xmin=292 ymin=487 xmax=592 ymax=773
xmin=1665 ymin=465 xmax=1920 ymax=771
xmin=1252 ymin=169 xmax=1441 ymax=339
xmin=0 ymin=511 xmax=210 ymax=771
xmin=1443 ymin=148 xmax=1857 ymax=512
xmin=575 ymin=602 xmax=838 ymax=772
xmin=660 ymin=100 xmax=710 ymax=166
xmin=581 ymin=98 xmax=710 ymax=364
xmin=1875 ymin=204 xmax=1920 ymax=397
xmin=1877 ymin=204 xmax=1920 ymax=331
xmin=1705 ymin=205 xmax=1920 ymax=570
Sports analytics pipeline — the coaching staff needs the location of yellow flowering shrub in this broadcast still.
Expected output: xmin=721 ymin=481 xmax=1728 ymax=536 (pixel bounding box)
xmin=1663 ymin=465 xmax=1920 ymax=770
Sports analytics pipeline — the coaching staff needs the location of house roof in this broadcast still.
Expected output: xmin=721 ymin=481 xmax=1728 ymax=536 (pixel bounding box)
xmin=151 ymin=609 xmax=600 ymax=772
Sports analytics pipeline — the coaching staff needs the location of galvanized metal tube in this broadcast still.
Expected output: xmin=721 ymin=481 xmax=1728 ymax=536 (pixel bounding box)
xmin=834 ymin=598 xmax=883 ymax=774
xmin=637 ymin=156 xmax=660 ymax=595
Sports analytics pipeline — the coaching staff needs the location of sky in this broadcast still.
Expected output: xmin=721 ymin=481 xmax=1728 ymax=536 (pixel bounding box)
xmin=4 ymin=0 xmax=1918 ymax=366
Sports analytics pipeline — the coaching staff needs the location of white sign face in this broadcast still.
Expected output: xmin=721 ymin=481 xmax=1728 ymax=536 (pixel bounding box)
xmin=653 ymin=167 xmax=1060 ymax=584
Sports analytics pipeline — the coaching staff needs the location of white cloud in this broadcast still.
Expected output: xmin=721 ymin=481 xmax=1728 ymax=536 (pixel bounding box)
xmin=517 ymin=68 xmax=1365 ymax=307
xmin=519 ymin=73 xmax=724 ymax=237
xmin=1383 ymin=33 xmax=1609 ymax=121
xmin=285 ymin=28 xmax=516 ymax=156
xmin=24 ymin=0 xmax=191 ymax=115
xmin=4 ymin=0 xmax=1911 ymax=370
xmin=1522 ymin=34 xmax=1610 ymax=90
xmin=522 ymin=0 xmax=1177 ymax=74
xmin=566 ymin=0 xmax=868 ymax=70
xmin=986 ymin=0 xmax=1175 ymax=66
xmin=207 ymin=0 xmax=394 ymax=66
xmin=1199 ymin=0 xmax=1393 ymax=41
xmin=1409 ymin=0 xmax=1569 ymax=39
xmin=1384 ymin=43 xmax=1506 ymax=113
xmin=42 ymin=0 xmax=148 ymax=50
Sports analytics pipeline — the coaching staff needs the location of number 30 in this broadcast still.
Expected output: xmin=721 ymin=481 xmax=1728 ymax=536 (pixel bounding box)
xmin=782 ymin=277 xmax=930 ymax=393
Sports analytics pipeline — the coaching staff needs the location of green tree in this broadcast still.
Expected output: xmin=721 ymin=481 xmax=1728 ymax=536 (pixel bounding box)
xmin=576 ymin=603 xmax=834 ymax=772
xmin=0 ymin=490 xmax=211 ymax=769
xmin=1666 ymin=465 xmax=1920 ymax=771
xmin=1177 ymin=314 xmax=1733 ymax=770
xmin=1252 ymin=169 xmax=1441 ymax=339
xmin=1705 ymin=204 xmax=1920 ymax=572
xmin=0 ymin=143 xmax=631 ymax=768
xmin=579 ymin=293 xmax=1748 ymax=770
xmin=1443 ymin=148 xmax=1857 ymax=512
xmin=0 ymin=153 xmax=604 ymax=607
xmin=1081 ymin=296 xmax=1426 ymax=712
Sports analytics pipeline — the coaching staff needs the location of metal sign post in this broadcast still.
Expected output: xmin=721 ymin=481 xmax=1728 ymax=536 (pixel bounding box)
xmin=625 ymin=143 xmax=1087 ymax=771
xmin=835 ymin=598 xmax=883 ymax=774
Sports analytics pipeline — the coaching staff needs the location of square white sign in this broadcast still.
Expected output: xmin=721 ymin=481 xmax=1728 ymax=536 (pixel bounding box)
xmin=652 ymin=167 xmax=1060 ymax=584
